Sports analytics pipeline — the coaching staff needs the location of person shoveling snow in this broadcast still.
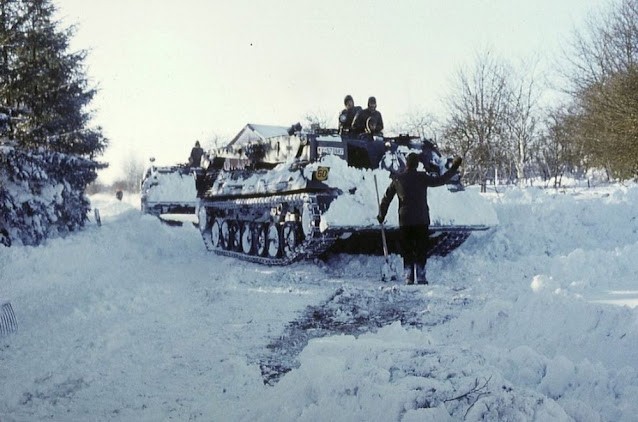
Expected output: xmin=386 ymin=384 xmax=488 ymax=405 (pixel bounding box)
xmin=377 ymin=153 xmax=462 ymax=284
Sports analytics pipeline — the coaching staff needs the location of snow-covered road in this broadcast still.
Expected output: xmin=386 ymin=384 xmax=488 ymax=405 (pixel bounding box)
xmin=1 ymin=185 xmax=638 ymax=421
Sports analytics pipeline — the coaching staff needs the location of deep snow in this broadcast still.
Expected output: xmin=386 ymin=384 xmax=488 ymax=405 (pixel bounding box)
xmin=1 ymin=182 xmax=638 ymax=421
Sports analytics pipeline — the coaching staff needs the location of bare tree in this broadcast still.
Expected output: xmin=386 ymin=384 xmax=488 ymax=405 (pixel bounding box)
xmin=392 ymin=109 xmax=440 ymax=143
xmin=504 ymin=58 xmax=544 ymax=184
xmin=566 ymin=0 xmax=638 ymax=92
xmin=121 ymin=153 xmax=146 ymax=193
xmin=441 ymin=50 xmax=511 ymax=190
xmin=302 ymin=110 xmax=332 ymax=130
xmin=203 ymin=132 xmax=226 ymax=150
xmin=538 ymin=105 xmax=583 ymax=187
xmin=563 ymin=0 xmax=638 ymax=179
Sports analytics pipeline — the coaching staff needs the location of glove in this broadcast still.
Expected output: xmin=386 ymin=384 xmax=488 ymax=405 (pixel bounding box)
xmin=451 ymin=156 xmax=463 ymax=170
xmin=377 ymin=215 xmax=384 ymax=224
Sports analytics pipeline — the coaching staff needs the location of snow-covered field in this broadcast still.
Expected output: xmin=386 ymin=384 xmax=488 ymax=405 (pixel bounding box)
xmin=1 ymin=183 xmax=638 ymax=421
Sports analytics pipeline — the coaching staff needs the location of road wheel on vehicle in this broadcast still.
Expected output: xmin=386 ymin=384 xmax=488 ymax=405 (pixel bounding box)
xmin=221 ymin=220 xmax=231 ymax=250
xmin=211 ymin=218 xmax=223 ymax=248
xmin=229 ymin=220 xmax=241 ymax=251
xmin=241 ymin=222 xmax=254 ymax=254
xmin=255 ymin=223 xmax=268 ymax=257
xmin=266 ymin=223 xmax=281 ymax=258
xmin=282 ymin=222 xmax=301 ymax=259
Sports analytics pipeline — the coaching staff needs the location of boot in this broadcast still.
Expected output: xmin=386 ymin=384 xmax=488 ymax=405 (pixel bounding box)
xmin=403 ymin=263 xmax=415 ymax=285
xmin=416 ymin=265 xmax=428 ymax=285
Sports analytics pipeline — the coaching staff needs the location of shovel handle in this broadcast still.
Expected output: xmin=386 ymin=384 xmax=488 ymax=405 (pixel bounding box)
xmin=373 ymin=175 xmax=390 ymax=260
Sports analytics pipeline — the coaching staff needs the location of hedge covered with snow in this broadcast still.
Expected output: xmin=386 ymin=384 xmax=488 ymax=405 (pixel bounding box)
xmin=0 ymin=143 xmax=99 ymax=247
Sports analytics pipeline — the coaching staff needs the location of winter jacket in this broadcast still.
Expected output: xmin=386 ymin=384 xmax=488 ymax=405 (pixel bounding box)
xmin=189 ymin=146 xmax=204 ymax=166
xmin=351 ymin=108 xmax=384 ymax=135
xmin=338 ymin=106 xmax=362 ymax=134
xmin=378 ymin=165 xmax=459 ymax=227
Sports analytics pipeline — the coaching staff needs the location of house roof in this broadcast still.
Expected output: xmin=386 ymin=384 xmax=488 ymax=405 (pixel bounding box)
xmin=227 ymin=124 xmax=291 ymax=147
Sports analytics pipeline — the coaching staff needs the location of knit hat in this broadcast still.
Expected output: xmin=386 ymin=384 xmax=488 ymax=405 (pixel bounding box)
xmin=406 ymin=153 xmax=420 ymax=169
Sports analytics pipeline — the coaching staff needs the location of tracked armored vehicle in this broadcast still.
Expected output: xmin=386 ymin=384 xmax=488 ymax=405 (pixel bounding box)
xmin=140 ymin=158 xmax=198 ymax=219
xmin=194 ymin=123 xmax=498 ymax=265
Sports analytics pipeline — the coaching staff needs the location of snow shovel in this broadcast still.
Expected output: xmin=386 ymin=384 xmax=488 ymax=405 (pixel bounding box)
xmin=373 ymin=175 xmax=397 ymax=282
xmin=0 ymin=301 xmax=17 ymax=338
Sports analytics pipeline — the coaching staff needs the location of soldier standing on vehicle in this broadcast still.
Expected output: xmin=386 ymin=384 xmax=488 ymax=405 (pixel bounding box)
xmin=338 ymin=95 xmax=362 ymax=135
xmin=377 ymin=153 xmax=462 ymax=285
xmin=189 ymin=141 xmax=204 ymax=167
xmin=352 ymin=96 xmax=384 ymax=137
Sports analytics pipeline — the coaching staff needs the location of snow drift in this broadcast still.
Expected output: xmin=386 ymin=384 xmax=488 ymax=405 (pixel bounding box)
xmin=1 ymin=182 xmax=637 ymax=421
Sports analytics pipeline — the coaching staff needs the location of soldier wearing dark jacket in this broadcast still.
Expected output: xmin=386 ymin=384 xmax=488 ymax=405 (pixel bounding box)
xmin=351 ymin=96 xmax=384 ymax=137
xmin=338 ymin=95 xmax=362 ymax=135
xmin=377 ymin=153 xmax=462 ymax=285
xmin=189 ymin=141 xmax=204 ymax=167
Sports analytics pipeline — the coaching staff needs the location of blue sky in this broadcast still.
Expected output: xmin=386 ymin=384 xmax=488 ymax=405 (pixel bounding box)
xmin=55 ymin=0 xmax=609 ymax=183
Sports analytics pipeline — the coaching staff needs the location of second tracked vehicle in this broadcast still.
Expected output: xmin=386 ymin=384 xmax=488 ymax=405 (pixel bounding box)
xmin=194 ymin=124 xmax=498 ymax=265
xmin=140 ymin=158 xmax=198 ymax=224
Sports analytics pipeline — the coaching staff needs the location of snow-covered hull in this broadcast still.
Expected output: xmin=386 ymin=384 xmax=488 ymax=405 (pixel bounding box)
xmin=138 ymin=125 xmax=498 ymax=264
xmin=140 ymin=164 xmax=198 ymax=217
xmin=196 ymin=186 xmax=493 ymax=265
xmin=195 ymin=132 xmax=498 ymax=265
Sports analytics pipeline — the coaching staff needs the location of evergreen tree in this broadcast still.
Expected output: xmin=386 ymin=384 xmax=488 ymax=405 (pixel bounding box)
xmin=1 ymin=0 xmax=107 ymax=246
xmin=1 ymin=0 xmax=107 ymax=156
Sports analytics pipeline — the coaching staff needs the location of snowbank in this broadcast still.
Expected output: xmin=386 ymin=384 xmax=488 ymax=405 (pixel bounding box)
xmin=1 ymin=183 xmax=637 ymax=421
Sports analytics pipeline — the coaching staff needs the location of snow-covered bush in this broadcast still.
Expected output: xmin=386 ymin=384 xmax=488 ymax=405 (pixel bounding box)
xmin=0 ymin=143 xmax=98 ymax=246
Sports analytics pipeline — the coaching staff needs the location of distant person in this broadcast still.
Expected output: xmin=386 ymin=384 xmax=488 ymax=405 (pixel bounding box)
xmin=115 ymin=190 xmax=123 ymax=201
xmin=351 ymin=96 xmax=384 ymax=137
xmin=189 ymin=141 xmax=204 ymax=167
xmin=377 ymin=153 xmax=462 ymax=285
xmin=338 ymin=95 xmax=362 ymax=135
